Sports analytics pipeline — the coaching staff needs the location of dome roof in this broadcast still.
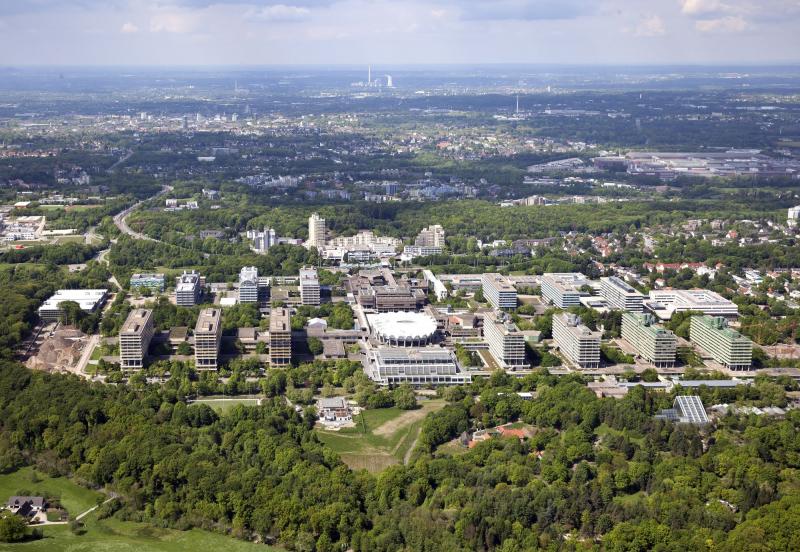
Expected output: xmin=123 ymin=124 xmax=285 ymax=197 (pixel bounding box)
xmin=369 ymin=312 xmax=437 ymax=341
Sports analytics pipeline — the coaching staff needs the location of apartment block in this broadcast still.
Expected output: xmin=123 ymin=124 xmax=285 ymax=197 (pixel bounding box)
xmin=621 ymin=312 xmax=676 ymax=368
xmin=194 ymin=308 xmax=222 ymax=370
xmin=238 ymin=266 xmax=259 ymax=304
xmin=601 ymin=276 xmax=644 ymax=312
xmin=175 ymin=270 xmax=202 ymax=307
xmin=541 ymin=273 xmax=590 ymax=308
xmin=299 ymin=266 xmax=321 ymax=306
xmin=415 ymin=224 xmax=446 ymax=248
xmin=483 ymin=311 xmax=529 ymax=369
xmin=308 ymin=212 xmax=327 ymax=250
xmin=553 ymin=312 xmax=601 ymax=369
xmin=119 ymin=309 xmax=154 ymax=369
xmin=269 ymin=307 xmax=292 ymax=367
xmin=689 ymin=315 xmax=752 ymax=371
xmin=481 ymin=273 xmax=517 ymax=310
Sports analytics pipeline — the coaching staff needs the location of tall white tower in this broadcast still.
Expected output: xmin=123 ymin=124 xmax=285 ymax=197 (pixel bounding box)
xmin=368 ymin=65 xmax=372 ymax=85
xmin=386 ymin=74 xmax=394 ymax=88
xmin=308 ymin=212 xmax=327 ymax=250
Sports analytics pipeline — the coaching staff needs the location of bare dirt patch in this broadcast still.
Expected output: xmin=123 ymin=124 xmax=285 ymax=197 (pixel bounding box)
xmin=372 ymin=400 xmax=442 ymax=437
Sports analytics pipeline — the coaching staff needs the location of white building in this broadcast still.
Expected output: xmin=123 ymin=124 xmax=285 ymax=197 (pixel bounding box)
xmin=308 ymin=212 xmax=327 ymax=250
xmin=299 ymin=266 xmax=321 ymax=306
xmin=415 ymin=224 xmax=446 ymax=248
xmin=601 ymin=276 xmax=644 ymax=312
xmin=647 ymin=289 xmax=738 ymax=320
xmin=789 ymin=206 xmax=800 ymax=228
xmin=38 ymin=289 xmax=108 ymax=321
xmin=541 ymin=273 xmax=590 ymax=308
xmin=481 ymin=273 xmax=517 ymax=310
xmin=247 ymin=227 xmax=277 ymax=253
xmin=238 ymin=266 xmax=259 ymax=303
xmin=366 ymin=346 xmax=471 ymax=386
xmin=194 ymin=308 xmax=222 ymax=370
xmin=483 ymin=311 xmax=529 ymax=369
xmin=422 ymin=270 xmax=448 ymax=301
xmin=119 ymin=309 xmax=154 ymax=370
xmin=175 ymin=271 xmax=202 ymax=307
xmin=553 ymin=313 xmax=601 ymax=369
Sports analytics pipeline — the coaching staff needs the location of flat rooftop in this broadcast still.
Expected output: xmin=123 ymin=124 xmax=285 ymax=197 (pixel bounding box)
xmin=270 ymin=307 xmax=291 ymax=332
xmin=195 ymin=308 xmax=221 ymax=334
xmin=482 ymin=273 xmax=516 ymax=292
xmin=121 ymin=309 xmax=153 ymax=335
xmin=39 ymin=289 xmax=107 ymax=311
xmin=542 ymin=272 xmax=589 ymax=292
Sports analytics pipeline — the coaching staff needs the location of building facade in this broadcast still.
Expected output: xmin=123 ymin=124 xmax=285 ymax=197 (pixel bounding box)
xmin=621 ymin=312 xmax=676 ymax=368
xmin=130 ymin=273 xmax=165 ymax=292
xmin=689 ymin=315 xmax=752 ymax=370
xmin=38 ymin=289 xmax=108 ymax=321
xmin=194 ymin=308 xmax=222 ymax=370
xmin=541 ymin=273 xmax=589 ymax=308
xmin=553 ymin=312 xmax=601 ymax=369
xmin=601 ymin=276 xmax=644 ymax=312
xmin=299 ymin=266 xmax=321 ymax=306
xmin=366 ymin=346 xmax=471 ymax=386
xmin=308 ymin=212 xmax=327 ymax=250
xmin=175 ymin=270 xmax=202 ymax=307
xmin=238 ymin=266 xmax=259 ymax=303
xmin=415 ymin=224 xmax=446 ymax=248
xmin=269 ymin=307 xmax=292 ymax=367
xmin=481 ymin=273 xmax=517 ymax=310
xmin=119 ymin=309 xmax=154 ymax=369
xmin=483 ymin=311 xmax=528 ymax=369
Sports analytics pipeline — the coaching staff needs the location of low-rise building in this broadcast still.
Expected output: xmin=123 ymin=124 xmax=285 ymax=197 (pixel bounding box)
xmin=541 ymin=273 xmax=590 ymax=308
xmin=366 ymin=346 xmax=471 ymax=386
xmin=483 ymin=311 xmax=528 ymax=369
xmin=130 ymin=273 xmax=165 ymax=292
xmin=119 ymin=309 xmax=154 ymax=369
xmin=553 ymin=312 xmax=601 ymax=369
xmin=194 ymin=308 xmax=222 ymax=370
xmin=689 ymin=315 xmax=752 ymax=370
xmin=621 ymin=312 xmax=676 ymax=368
xmin=269 ymin=307 xmax=292 ymax=367
xmin=601 ymin=276 xmax=644 ymax=312
xmin=656 ymin=395 xmax=709 ymax=424
xmin=38 ymin=289 xmax=108 ymax=321
xmin=481 ymin=273 xmax=517 ymax=310
xmin=648 ymin=289 xmax=738 ymax=319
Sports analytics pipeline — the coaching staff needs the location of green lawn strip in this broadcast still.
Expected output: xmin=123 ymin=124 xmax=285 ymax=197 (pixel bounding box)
xmin=0 ymin=515 xmax=280 ymax=552
xmin=190 ymin=398 xmax=260 ymax=414
xmin=0 ymin=467 xmax=102 ymax=517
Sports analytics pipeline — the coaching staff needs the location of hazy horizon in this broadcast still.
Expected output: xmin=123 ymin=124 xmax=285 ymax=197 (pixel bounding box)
xmin=2 ymin=1 xmax=799 ymax=66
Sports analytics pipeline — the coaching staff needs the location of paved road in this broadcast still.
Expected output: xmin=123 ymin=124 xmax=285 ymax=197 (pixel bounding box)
xmin=73 ymin=334 xmax=100 ymax=377
xmin=113 ymin=185 xmax=172 ymax=241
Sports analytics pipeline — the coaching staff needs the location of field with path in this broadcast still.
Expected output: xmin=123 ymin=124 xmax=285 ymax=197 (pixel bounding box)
xmin=0 ymin=517 xmax=280 ymax=552
xmin=0 ymin=468 xmax=281 ymax=552
xmin=0 ymin=467 xmax=102 ymax=517
xmin=316 ymin=399 xmax=446 ymax=472
xmin=190 ymin=397 xmax=261 ymax=414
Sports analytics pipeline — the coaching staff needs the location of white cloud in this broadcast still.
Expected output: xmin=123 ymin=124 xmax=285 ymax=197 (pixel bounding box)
xmin=149 ymin=12 xmax=196 ymax=33
xmin=634 ymin=15 xmax=666 ymax=37
xmin=247 ymin=4 xmax=312 ymax=22
xmin=120 ymin=21 xmax=138 ymax=33
xmin=695 ymin=14 xmax=748 ymax=32
xmin=680 ymin=0 xmax=728 ymax=16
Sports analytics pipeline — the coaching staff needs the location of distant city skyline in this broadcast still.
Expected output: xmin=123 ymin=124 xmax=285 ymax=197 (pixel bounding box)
xmin=1 ymin=0 xmax=799 ymax=66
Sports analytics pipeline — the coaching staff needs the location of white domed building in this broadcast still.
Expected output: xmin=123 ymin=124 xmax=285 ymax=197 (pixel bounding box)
xmin=367 ymin=311 xmax=438 ymax=346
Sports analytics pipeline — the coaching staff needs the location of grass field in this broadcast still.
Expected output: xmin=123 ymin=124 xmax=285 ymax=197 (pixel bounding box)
xmin=0 ymin=468 xmax=281 ymax=552
xmin=0 ymin=517 xmax=280 ymax=552
xmin=190 ymin=397 xmax=260 ymax=414
xmin=316 ymin=400 xmax=446 ymax=472
xmin=0 ymin=467 xmax=102 ymax=517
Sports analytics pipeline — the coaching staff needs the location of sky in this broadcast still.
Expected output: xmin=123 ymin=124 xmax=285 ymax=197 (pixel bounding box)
xmin=1 ymin=0 xmax=799 ymax=66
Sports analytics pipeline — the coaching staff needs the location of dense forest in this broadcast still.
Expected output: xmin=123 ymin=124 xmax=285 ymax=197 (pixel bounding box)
xmin=0 ymin=362 xmax=798 ymax=551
